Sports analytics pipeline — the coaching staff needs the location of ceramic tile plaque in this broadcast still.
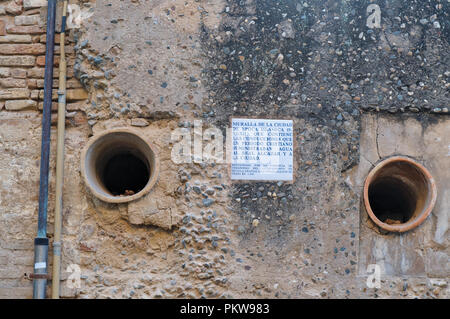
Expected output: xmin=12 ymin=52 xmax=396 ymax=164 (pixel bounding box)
xmin=231 ymin=118 xmax=294 ymax=181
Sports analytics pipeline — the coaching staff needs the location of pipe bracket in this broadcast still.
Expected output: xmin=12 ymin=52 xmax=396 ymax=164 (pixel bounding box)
xmin=53 ymin=241 xmax=61 ymax=256
xmin=30 ymin=273 xmax=51 ymax=280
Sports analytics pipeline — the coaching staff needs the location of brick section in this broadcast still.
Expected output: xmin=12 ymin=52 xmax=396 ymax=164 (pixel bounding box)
xmin=0 ymin=20 xmax=5 ymax=36
xmin=0 ymin=288 xmax=32 ymax=299
xmin=0 ymin=43 xmax=46 ymax=55
xmin=14 ymin=15 xmax=40 ymax=26
xmin=0 ymin=35 xmax=33 ymax=43
xmin=0 ymin=268 xmax=25 ymax=279
xmin=24 ymin=0 xmax=48 ymax=9
xmin=5 ymin=2 xmax=23 ymax=16
xmin=26 ymin=78 xmax=37 ymax=88
xmin=0 ymin=56 xmax=35 ymax=66
xmin=5 ymin=239 xmax=34 ymax=250
xmin=5 ymin=99 xmax=37 ymax=110
xmin=27 ymin=67 xmax=73 ymax=78
xmin=0 ymin=78 xmax=27 ymax=88
xmin=0 ymin=88 xmax=30 ymax=100
xmin=40 ymin=34 xmax=66 ymax=44
xmin=38 ymin=101 xmax=85 ymax=112
xmin=0 ymin=14 xmax=86 ymax=304
xmin=0 ymin=67 xmax=10 ymax=77
xmin=38 ymin=88 xmax=89 ymax=101
xmin=36 ymin=55 xmax=60 ymax=67
xmin=30 ymin=89 xmax=39 ymax=99
xmin=35 ymin=78 xmax=83 ymax=89
xmin=10 ymin=68 xmax=27 ymax=78
xmin=0 ymin=0 xmax=82 ymax=123
xmin=6 ymin=25 xmax=45 ymax=34
xmin=27 ymin=67 xmax=46 ymax=78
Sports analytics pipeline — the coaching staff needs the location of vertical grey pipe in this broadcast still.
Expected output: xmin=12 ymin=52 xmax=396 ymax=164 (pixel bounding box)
xmin=33 ymin=0 xmax=57 ymax=299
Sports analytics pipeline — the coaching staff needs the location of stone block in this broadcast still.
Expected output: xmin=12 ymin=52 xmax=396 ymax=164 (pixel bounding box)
xmin=0 ymin=20 xmax=5 ymax=36
xmin=0 ymin=35 xmax=33 ymax=43
xmin=0 ymin=287 xmax=32 ymax=299
xmin=24 ymin=0 xmax=48 ymax=9
xmin=0 ymin=88 xmax=30 ymax=100
xmin=0 ymin=44 xmax=46 ymax=55
xmin=5 ymin=2 xmax=23 ymax=15
xmin=11 ymin=68 xmax=27 ymax=79
xmin=127 ymin=194 xmax=175 ymax=230
xmin=0 ymin=78 xmax=27 ymax=88
xmin=36 ymin=55 xmax=59 ymax=67
xmin=0 ymin=56 xmax=35 ymax=67
xmin=38 ymin=88 xmax=88 ymax=101
xmin=6 ymin=25 xmax=44 ymax=35
xmin=5 ymin=99 xmax=37 ymax=111
xmin=0 ymin=67 xmax=10 ymax=77
xmin=14 ymin=15 xmax=40 ymax=26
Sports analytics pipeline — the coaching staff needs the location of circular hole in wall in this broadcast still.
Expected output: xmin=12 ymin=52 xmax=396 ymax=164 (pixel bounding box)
xmin=363 ymin=156 xmax=437 ymax=232
xmin=81 ymin=129 xmax=159 ymax=203
xmin=368 ymin=177 xmax=416 ymax=224
xmin=102 ymin=152 xmax=150 ymax=196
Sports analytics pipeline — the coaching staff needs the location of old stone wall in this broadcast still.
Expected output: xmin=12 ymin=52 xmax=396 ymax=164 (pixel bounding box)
xmin=0 ymin=0 xmax=448 ymax=299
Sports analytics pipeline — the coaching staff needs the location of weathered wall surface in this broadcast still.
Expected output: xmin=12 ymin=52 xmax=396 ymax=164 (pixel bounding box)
xmin=0 ymin=0 xmax=448 ymax=299
xmin=356 ymin=114 xmax=449 ymax=280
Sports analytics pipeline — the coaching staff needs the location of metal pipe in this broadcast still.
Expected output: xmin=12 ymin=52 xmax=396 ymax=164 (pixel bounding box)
xmin=32 ymin=238 xmax=49 ymax=299
xmin=51 ymin=0 xmax=68 ymax=299
xmin=33 ymin=0 xmax=57 ymax=299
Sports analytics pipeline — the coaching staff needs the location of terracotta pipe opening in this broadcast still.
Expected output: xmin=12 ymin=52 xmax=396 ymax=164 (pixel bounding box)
xmin=363 ymin=156 xmax=437 ymax=232
xmin=81 ymin=128 xmax=160 ymax=203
